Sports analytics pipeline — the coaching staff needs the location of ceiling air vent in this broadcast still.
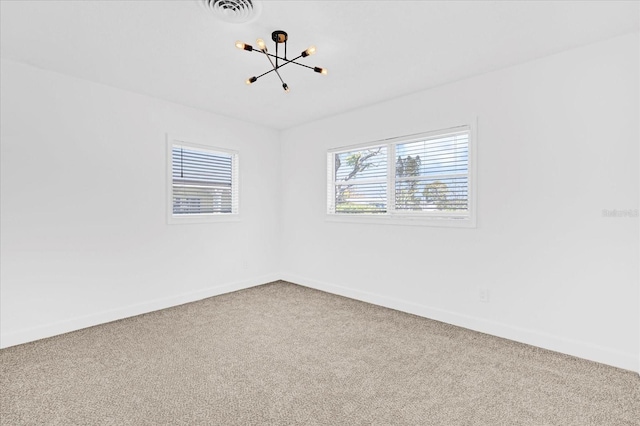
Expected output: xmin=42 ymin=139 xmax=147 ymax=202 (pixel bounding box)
xmin=202 ymin=0 xmax=262 ymax=24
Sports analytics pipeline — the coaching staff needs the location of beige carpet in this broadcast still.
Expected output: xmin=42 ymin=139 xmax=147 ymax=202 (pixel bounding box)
xmin=1 ymin=281 xmax=639 ymax=425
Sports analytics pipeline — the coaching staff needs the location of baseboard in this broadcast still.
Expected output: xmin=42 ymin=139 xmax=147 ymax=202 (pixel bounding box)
xmin=3 ymin=272 xmax=637 ymax=373
xmin=281 ymin=273 xmax=638 ymax=373
xmin=0 ymin=273 xmax=280 ymax=349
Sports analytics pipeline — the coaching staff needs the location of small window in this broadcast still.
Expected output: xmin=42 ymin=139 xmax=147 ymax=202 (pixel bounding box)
xmin=332 ymin=145 xmax=388 ymax=214
xmin=327 ymin=125 xmax=475 ymax=227
xmin=167 ymin=137 xmax=238 ymax=223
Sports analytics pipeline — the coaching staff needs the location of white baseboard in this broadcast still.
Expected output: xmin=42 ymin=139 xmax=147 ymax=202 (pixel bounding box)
xmin=281 ymin=272 xmax=638 ymax=373
xmin=0 ymin=274 xmax=280 ymax=349
xmin=3 ymin=272 xmax=637 ymax=374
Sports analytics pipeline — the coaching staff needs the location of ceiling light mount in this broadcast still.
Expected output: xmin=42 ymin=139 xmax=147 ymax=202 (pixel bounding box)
xmin=236 ymin=30 xmax=327 ymax=93
xmin=271 ymin=30 xmax=288 ymax=44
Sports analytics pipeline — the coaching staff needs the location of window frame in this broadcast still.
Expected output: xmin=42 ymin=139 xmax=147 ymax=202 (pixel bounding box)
xmin=326 ymin=123 xmax=476 ymax=228
xmin=166 ymin=135 xmax=239 ymax=224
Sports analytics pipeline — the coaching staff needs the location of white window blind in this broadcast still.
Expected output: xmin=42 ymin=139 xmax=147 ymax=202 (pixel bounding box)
xmin=327 ymin=125 xmax=473 ymax=224
xmin=330 ymin=145 xmax=387 ymax=214
xmin=170 ymin=142 xmax=238 ymax=217
xmin=394 ymin=130 xmax=469 ymax=214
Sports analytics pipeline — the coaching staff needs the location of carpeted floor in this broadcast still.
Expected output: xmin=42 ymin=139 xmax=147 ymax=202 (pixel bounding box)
xmin=1 ymin=281 xmax=639 ymax=425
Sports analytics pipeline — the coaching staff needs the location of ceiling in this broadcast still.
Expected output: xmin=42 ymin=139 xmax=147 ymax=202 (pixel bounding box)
xmin=1 ymin=1 xmax=638 ymax=130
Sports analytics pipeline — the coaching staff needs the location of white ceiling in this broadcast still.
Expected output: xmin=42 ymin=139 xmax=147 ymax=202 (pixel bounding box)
xmin=1 ymin=0 xmax=638 ymax=130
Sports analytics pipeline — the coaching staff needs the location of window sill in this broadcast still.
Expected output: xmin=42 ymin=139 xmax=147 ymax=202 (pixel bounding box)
xmin=325 ymin=214 xmax=476 ymax=228
xmin=168 ymin=214 xmax=241 ymax=225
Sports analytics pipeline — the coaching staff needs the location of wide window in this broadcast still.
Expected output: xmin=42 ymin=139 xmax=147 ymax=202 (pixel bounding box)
xmin=167 ymin=137 xmax=238 ymax=223
xmin=327 ymin=125 xmax=474 ymax=226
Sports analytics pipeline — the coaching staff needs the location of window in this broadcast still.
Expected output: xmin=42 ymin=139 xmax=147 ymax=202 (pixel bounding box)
xmin=327 ymin=125 xmax=475 ymax=226
xmin=167 ymin=137 xmax=238 ymax=223
xmin=332 ymin=145 xmax=388 ymax=214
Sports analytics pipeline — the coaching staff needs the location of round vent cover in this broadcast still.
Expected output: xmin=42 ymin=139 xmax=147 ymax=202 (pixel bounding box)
xmin=202 ymin=0 xmax=262 ymax=24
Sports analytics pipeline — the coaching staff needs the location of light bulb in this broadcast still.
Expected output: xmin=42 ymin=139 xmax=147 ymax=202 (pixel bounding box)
xmin=301 ymin=46 xmax=316 ymax=57
xmin=236 ymin=41 xmax=252 ymax=51
xmin=282 ymin=83 xmax=290 ymax=93
xmin=314 ymin=67 xmax=328 ymax=75
xmin=246 ymin=76 xmax=257 ymax=85
xmin=256 ymin=38 xmax=267 ymax=51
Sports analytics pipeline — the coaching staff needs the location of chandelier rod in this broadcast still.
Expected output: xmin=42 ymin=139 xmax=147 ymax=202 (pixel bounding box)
xmin=254 ymin=52 xmax=314 ymax=70
xmin=260 ymin=50 xmax=287 ymax=89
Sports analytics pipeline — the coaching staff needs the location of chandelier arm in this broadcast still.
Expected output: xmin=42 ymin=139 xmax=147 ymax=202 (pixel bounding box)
xmin=285 ymin=61 xmax=316 ymax=71
xmin=255 ymin=68 xmax=277 ymax=80
xmin=262 ymin=52 xmax=303 ymax=62
xmin=252 ymin=56 xmax=300 ymax=81
xmin=249 ymin=58 xmax=322 ymax=81
xmin=262 ymin=53 xmax=316 ymax=71
xmin=261 ymin=51 xmax=286 ymax=85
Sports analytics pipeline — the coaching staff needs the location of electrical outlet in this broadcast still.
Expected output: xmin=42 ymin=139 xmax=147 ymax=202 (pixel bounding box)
xmin=479 ymin=287 xmax=490 ymax=303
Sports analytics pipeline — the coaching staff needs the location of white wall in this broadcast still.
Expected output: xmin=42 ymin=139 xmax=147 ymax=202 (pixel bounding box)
xmin=2 ymin=34 xmax=638 ymax=373
xmin=0 ymin=59 xmax=281 ymax=347
xmin=280 ymin=33 xmax=640 ymax=371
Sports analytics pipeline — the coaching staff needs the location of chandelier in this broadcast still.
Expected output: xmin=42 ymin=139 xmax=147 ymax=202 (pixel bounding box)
xmin=236 ymin=30 xmax=327 ymax=93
